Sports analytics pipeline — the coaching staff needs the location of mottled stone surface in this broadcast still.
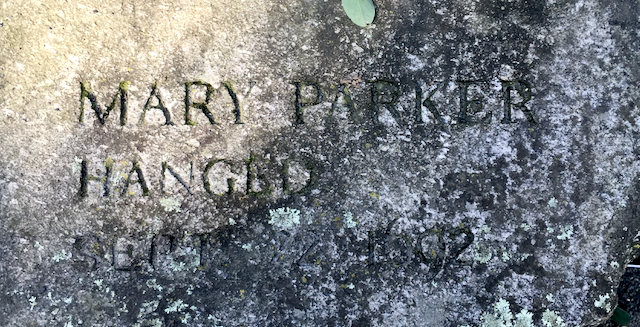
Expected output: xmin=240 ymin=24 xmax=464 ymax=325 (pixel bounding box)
xmin=1 ymin=0 xmax=640 ymax=326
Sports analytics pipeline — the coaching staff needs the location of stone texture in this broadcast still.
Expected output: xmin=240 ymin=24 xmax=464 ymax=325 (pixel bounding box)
xmin=1 ymin=0 xmax=640 ymax=326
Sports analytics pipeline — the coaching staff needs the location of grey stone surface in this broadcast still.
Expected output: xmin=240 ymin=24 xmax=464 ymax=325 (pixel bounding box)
xmin=1 ymin=0 xmax=640 ymax=326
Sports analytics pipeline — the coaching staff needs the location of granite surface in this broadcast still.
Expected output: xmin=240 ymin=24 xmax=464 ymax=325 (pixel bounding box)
xmin=1 ymin=0 xmax=640 ymax=326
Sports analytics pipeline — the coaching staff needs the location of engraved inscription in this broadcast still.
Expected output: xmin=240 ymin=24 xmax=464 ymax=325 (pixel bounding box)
xmin=113 ymin=236 xmax=152 ymax=271
xmin=501 ymin=80 xmax=535 ymax=123
xmin=121 ymin=161 xmax=150 ymax=196
xmin=79 ymin=81 xmax=129 ymax=125
xmin=77 ymin=77 xmax=536 ymax=128
xmin=458 ymin=81 xmax=491 ymax=124
xmin=74 ymin=76 xmax=536 ymax=200
xmin=184 ymin=81 xmax=217 ymax=125
xmin=161 ymin=161 xmax=194 ymax=195
xmin=78 ymin=155 xmax=315 ymax=198
xmin=78 ymin=158 xmax=112 ymax=197
xmin=293 ymin=82 xmax=323 ymax=124
xmin=69 ymin=224 xmax=474 ymax=274
xmin=140 ymin=82 xmax=174 ymax=126
xmin=222 ymin=81 xmax=246 ymax=124
xmin=331 ymin=84 xmax=358 ymax=123
xmin=420 ymin=82 xmax=443 ymax=124
xmin=203 ymin=159 xmax=240 ymax=196
xmin=371 ymin=80 xmax=401 ymax=124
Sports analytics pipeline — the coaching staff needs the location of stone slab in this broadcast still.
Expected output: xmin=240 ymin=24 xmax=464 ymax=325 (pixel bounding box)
xmin=1 ymin=0 xmax=640 ymax=326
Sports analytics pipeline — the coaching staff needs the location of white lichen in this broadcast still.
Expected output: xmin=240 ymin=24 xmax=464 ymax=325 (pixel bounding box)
xmin=556 ymin=225 xmax=573 ymax=240
xmin=159 ymin=197 xmax=181 ymax=212
xmin=514 ymin=310 xmax=534 ymax=327
xmin=207 ymin=315 xmax=224 ymax=327
xmin=146 ymin=279 xmax=163 ymax=292
xmin=71 ymin=156 xmax=83 ymax=174
xmin=28 ymin=296 xmax=37 ymax=310
xmin=268 ymin=207 xmax=301 ymax=229
xmin=164 ymin=299 xmax=188 ymax=313
xmin=481 ymin=299 xmax=513 ymax=327
xmin=520 ymin=253 xmax=532 ymax=261
xmin=473 ymin=243 xmax=493 ymax=263
xmin=541 ymin=310 xmax=566 ymax=327
xmin=594 ymin=294 xmax=611 ymax=311
xmin=479 ymin=225 xmax=491 ymax=233
xmin=171 ymin=261 xmax=187 ymax=271
xmin=133 ymin=318 xmax=163 ymax=327
xmin=344 ymin=212 xmax=357 ymax=228
xmin=52 ymin=249 xmax=70 ymax=262
xmin=481 ymin=299 xmax=535 ymax=327
xmin=501 ymin=251 xmax=511 ymax=262
xmin=181 ymin=312 xmax=192 ymax=324
xmin=138 ymin=300 xmax=159 ymax=318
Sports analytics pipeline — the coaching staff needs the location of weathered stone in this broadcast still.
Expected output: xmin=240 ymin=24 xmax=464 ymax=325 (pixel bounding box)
xmin=1 ymin=0 xmax=639 ymax=326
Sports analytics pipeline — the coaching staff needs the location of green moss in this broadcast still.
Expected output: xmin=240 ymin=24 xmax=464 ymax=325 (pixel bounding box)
xmin=119 ymin=81 xmax=131 ymax=92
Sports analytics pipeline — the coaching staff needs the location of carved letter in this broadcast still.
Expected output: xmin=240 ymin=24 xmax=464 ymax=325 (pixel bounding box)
xmin=414 ymin=82 xmax=424 ymax=124
xmin=331 ymin=84 xmax=358 ymax=123
xmin=293 ymin=82 xmax=323 ymax=124
xmin=282 ymin=159 xmax=316 ymax=194
xmin=203 ymin=159 xmax=236 ymax=196
xmin=421 ymin=82 xmax=442 ymax=123
xmin=79 ymin=158 xmax=113 ymax=197
xmin=501 ymin=80 xmax=535 ymax=124
xmin=151 ymin=234 xmax=201 ymax=273
xmin=138 ymin=82 xmax=174 ymax=126
xmin=113 ymin=236 xmax=151 ymax=271
xmin=222 ymin=82 xmax=245 ymax=124
xmin=79 ymin=81 xmax=129 ymax=125
xmin=458 ymin=81 xmax=490 ymax=124
xmin=161 ymin=162 xmax=194 ymax=195
xmin=371 ymin=80 xmax=400 ymax=123
xmin=246 ymin=154 xmax=272 ymax=195
xmin=121 ymin=161 xmax=150 ymax=196
xmin=185 ymin=81 xmax=216 ymax=125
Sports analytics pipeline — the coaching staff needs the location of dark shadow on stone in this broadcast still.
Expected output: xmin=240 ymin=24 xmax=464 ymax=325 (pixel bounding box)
xmin=597 ymin=266 xmax=640 ymax=327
